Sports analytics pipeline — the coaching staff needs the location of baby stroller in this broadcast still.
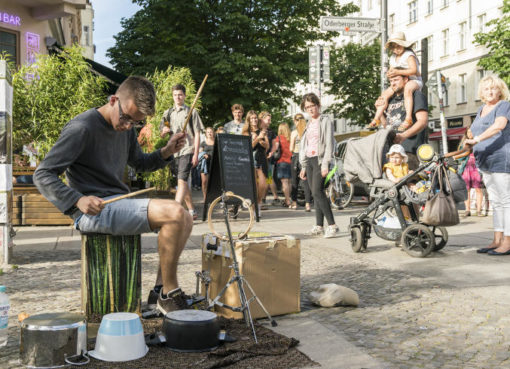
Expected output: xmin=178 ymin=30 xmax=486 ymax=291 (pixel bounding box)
xmin=342 ymin=129 xmax=461 ymax=258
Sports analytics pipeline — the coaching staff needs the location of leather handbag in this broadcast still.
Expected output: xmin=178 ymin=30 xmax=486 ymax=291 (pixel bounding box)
xmin=421 ymin=165 xmax=460 ymax=227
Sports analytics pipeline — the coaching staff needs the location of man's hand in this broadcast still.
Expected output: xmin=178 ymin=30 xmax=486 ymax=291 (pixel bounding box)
xmin=299 ymin=168 xmax=306 ymax=180
xmin=76 ymin=196 xmax=104 ymax=216
xmin=161 ymin=132 xmax=186 ymax=159
xmin=394 ymin=133 xmax=406 ymax=144
xmin=321 ymin=167 xmax=329 ymax=178
xmin=192 ymin=153 xmax=199 ymax=167
xmin=374 ymin=96 xmax=385 ymax=107
xmin=160 ymin=126 xmax=171 ymax=137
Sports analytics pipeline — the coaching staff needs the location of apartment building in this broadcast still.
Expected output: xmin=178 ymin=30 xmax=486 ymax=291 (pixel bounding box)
xmin=290 ymin=0 xmax=504 ymax=143
xmin=0 ymin=0 xmax=94 ymax=67
xmin=343 ymin=0 xmax=504 ymax=147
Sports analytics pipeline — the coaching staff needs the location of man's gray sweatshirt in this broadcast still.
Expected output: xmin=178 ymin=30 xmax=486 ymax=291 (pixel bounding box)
xmin=34 ymin=108 xmax=170 ymax=214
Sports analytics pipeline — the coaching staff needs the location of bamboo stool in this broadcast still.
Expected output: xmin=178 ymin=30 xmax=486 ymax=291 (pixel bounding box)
xmin=80 ymin=233 xmax=142 ymax=321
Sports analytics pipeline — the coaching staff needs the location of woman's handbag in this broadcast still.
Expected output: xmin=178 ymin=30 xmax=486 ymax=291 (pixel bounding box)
xmin=273 ymin=137 xmax=282 ymax=161
xmin=446 ymin=168 xmax=468 ymax=203
xmin=421 ymin=165 xmax=460 ymax=227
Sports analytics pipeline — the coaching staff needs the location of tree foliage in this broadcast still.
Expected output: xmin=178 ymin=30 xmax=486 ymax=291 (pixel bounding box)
xmin=474 ymin=0 xmax=510 ymax=85
xmin=12 ymin=46 xmax=108 ymax=158
xmin=325 ymin=41 xmax=381 ymax=128
xmin=107 ymin=0 xmax=358 ymax=124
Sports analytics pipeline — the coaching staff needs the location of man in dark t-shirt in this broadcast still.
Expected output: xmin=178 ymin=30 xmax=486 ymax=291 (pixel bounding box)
xmin=380 ymin=73 xmax=428 ymax=169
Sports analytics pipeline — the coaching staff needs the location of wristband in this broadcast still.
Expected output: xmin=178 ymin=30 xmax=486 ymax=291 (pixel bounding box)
xmin=474 ymin=136 xmax=481 ymax=144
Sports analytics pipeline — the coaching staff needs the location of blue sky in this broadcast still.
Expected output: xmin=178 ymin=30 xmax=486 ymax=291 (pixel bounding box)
xmin=89 ymin=0 xmax=141 ymax=68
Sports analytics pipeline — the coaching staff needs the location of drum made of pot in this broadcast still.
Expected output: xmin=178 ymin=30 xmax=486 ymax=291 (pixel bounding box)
xmin=20 ymin=312 xmax=87 ymax=368
xmin=163 ymin=310 xmax=220 ymax=352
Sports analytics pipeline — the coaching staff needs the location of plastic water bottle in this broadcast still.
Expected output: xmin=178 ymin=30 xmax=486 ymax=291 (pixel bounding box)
xmin=0 ymin=286 xmax=9 ymax=347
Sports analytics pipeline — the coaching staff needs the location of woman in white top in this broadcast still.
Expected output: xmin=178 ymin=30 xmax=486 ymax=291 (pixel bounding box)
xmin=369 ymin=31 xmax=422 ymax=132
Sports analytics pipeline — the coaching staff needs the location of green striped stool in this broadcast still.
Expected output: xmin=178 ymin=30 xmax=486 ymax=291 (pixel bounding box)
xmin=80 ymin=233 xmax=142 ymax=321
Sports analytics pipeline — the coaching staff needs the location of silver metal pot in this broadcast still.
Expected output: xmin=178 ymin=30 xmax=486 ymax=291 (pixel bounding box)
xmin=20 ymin=312 xmax=89 ymax=368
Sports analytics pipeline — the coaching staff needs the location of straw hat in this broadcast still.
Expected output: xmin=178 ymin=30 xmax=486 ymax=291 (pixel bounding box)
xmin=386 ymin=144 xmax=408 ymax=162
xmin=385 ymin=31 xmax=414 ymax=49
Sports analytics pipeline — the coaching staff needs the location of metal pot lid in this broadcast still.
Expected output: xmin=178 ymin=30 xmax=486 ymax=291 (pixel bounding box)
xmin=21 ymin=312 xmax=86 ymax=330
xmin=165 ymin=310 xmax=217 ymax=322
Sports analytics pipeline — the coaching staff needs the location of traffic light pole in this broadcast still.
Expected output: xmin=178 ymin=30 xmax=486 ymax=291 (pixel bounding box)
xmin=380 ymin=0 xmax=388 ymax=93
xmin=436 ymin=70 xmax=448 ymax=155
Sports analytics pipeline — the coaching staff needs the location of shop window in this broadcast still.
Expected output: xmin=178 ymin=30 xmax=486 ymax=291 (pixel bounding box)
xmin=0 ymin=28 xmax=19 ymax=65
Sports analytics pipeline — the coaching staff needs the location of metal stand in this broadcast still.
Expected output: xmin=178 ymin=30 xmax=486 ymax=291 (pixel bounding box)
xmin=206 ymin=191 xmax=277 ymax=343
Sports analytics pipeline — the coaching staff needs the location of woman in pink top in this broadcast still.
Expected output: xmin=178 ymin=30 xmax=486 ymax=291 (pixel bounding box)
xmin=298 ymin=93 xmax=338 ymax=238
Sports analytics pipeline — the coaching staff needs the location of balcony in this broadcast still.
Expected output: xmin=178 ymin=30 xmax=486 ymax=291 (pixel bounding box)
xmin=16 ymin=0 xmax=88 ymax=20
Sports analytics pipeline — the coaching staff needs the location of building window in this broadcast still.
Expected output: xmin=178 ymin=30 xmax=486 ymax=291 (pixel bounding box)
xmin=441 ymin=0 xmax=449 ymax=7
xmin=475 ymin=69 xmax=487 ymax=100
xmin=443 ymin=88 xmax=449 ymax=106
xmin=83 ymin=25 xmax=90 ymax=46
xmin=427 ymin=0 xmax=434 ymax=15
xmin=389 ymin=14 xmax=395 ymax=34
xmin=427 ymin=35 xmax=433 ymax=61
xmin=458 ymin=73 xmax=467 ymax=103
xmin=442 ymin=28 xmax=449 ymax=56
xmin=0 ymin=28 xmax=19 ymax=65
xmin=478 ymin=13 xmax=486 ymax=33
xmin=408 ymin=1 xmax=417 ymax=23
xmin=459 ymin=22 xmax=466 ymax=50
xmin=368 ymin=0 xmax=373 ymax=10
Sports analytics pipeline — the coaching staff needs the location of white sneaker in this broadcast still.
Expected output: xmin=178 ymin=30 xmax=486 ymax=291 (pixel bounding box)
xmin=324 ymin=225 xmax=339 ymax=238
xmin=305 ymin=225 xmax=324 ymax=236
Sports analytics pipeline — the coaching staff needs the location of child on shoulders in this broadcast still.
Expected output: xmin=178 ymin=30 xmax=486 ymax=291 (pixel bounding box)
xmin=368 ymin=31 xmax=423 ymax=132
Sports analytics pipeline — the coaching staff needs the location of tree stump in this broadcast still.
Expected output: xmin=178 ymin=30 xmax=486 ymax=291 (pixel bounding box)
xmin=80 ymin=234 xmax=142 ymax=321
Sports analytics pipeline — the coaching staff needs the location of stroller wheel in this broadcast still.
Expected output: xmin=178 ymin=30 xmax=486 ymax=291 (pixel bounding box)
xmin=350 ymin=224 xmax=367 ymax=253
xmin=401 ymin=224 xmax=435 ymax=257
xmin=431 ymin=226 xmax=448 ymax=251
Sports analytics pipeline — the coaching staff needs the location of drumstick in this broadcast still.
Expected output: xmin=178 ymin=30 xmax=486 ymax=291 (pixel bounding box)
xmin=102 ymin=187 xmax=156 ymax=205
xmin=181 ymin=74 xmax=208 ymax=133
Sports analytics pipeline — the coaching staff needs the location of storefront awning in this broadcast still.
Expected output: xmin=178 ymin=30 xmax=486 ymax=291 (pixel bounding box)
xmin=429 ymin=127 xmax=467 ymax=141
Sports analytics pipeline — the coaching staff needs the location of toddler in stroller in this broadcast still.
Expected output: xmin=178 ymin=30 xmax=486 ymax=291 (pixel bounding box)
xmin=342 ymin=129 xmax=461 ymax=258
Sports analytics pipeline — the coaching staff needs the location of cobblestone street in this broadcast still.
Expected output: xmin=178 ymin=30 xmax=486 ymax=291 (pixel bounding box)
xmin=1 ymin=202 xmax=509 ymax=368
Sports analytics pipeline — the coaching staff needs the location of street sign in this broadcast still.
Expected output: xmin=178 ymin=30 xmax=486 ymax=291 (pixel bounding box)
xmin=320 ymin=16 xmax=381 ymax=33
xmin=321 ymin=46 xmax=330 ymax=83
xmin=309 ymin=46 xmax=320 ymax=84
xmin=361 ymin=31 xmax=380 ymax=45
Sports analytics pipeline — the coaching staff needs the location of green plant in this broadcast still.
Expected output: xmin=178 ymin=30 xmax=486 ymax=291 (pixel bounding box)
xmin=11 ymin=45 xmax=108 ymax=158
xmin=139 ymin=66 xmax=199 ymax=190
xmin=11 ymin=265 xmax=18 ymax=270
xmin=0 ymin=268 xmax=3 ymax=276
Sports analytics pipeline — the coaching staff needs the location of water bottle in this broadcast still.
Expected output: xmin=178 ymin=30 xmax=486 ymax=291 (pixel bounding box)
xmin=0 ymin=286 xmax=9 ymax=347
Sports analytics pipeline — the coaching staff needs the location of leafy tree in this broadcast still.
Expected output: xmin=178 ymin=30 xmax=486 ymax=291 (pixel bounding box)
xmin=325 ymin=40 xmax=381 ymax=128
xmin=12 ymin=46 xmax=108 ymax=158
xmin=474 ymin=0 xmax=510 ymax=85
xmin=107 ymin=0 xmax=358 ymax=125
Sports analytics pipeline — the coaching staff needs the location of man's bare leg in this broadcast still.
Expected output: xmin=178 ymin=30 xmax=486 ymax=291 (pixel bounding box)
xmin=148 ymin=199 xmax=193 ymax=294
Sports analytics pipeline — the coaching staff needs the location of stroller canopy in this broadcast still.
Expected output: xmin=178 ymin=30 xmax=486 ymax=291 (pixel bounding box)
xmin=343 ymin=129 xmax=395 ymax=184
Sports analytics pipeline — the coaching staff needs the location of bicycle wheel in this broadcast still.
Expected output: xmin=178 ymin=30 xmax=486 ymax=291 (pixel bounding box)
xmin=328 ymin=176 xmax=354 ymax=209
xmin=207 ymin=192 xmax=255 ymax=241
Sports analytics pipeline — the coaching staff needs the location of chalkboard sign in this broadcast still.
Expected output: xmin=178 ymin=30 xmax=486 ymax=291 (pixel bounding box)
xmin=202 ymin=134 xmax=258 ymax=221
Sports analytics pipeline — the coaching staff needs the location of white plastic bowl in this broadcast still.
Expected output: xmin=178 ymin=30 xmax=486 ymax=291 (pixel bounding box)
xmin=89 ymin=312 xmax=148 ymax=362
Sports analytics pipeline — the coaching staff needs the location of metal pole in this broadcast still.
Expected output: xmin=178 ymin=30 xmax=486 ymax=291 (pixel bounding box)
xmin=380 ymin=0 xmax=388 ymax=93
xmin=436 ymin=70 xmax=448 ymax=154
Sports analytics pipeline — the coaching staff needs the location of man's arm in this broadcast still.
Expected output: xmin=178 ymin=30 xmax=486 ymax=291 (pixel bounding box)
xmin=395 ymin=110 xmax=427 ymax=144
xmin=33 ymin=123 xmax=94 ymax=214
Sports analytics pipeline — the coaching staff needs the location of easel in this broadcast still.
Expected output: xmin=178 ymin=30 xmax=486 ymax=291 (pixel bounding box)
xmin=201 ymin=191 xmax=277 ymax=343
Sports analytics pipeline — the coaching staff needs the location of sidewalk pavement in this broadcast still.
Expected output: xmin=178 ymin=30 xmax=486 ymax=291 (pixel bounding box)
xmin=1 ymin=194 xmax=509 ymax=369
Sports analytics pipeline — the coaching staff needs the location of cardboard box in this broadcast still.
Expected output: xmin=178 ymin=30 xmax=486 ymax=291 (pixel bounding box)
xmin=202 ymin=234 xmax=300 ymax=319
